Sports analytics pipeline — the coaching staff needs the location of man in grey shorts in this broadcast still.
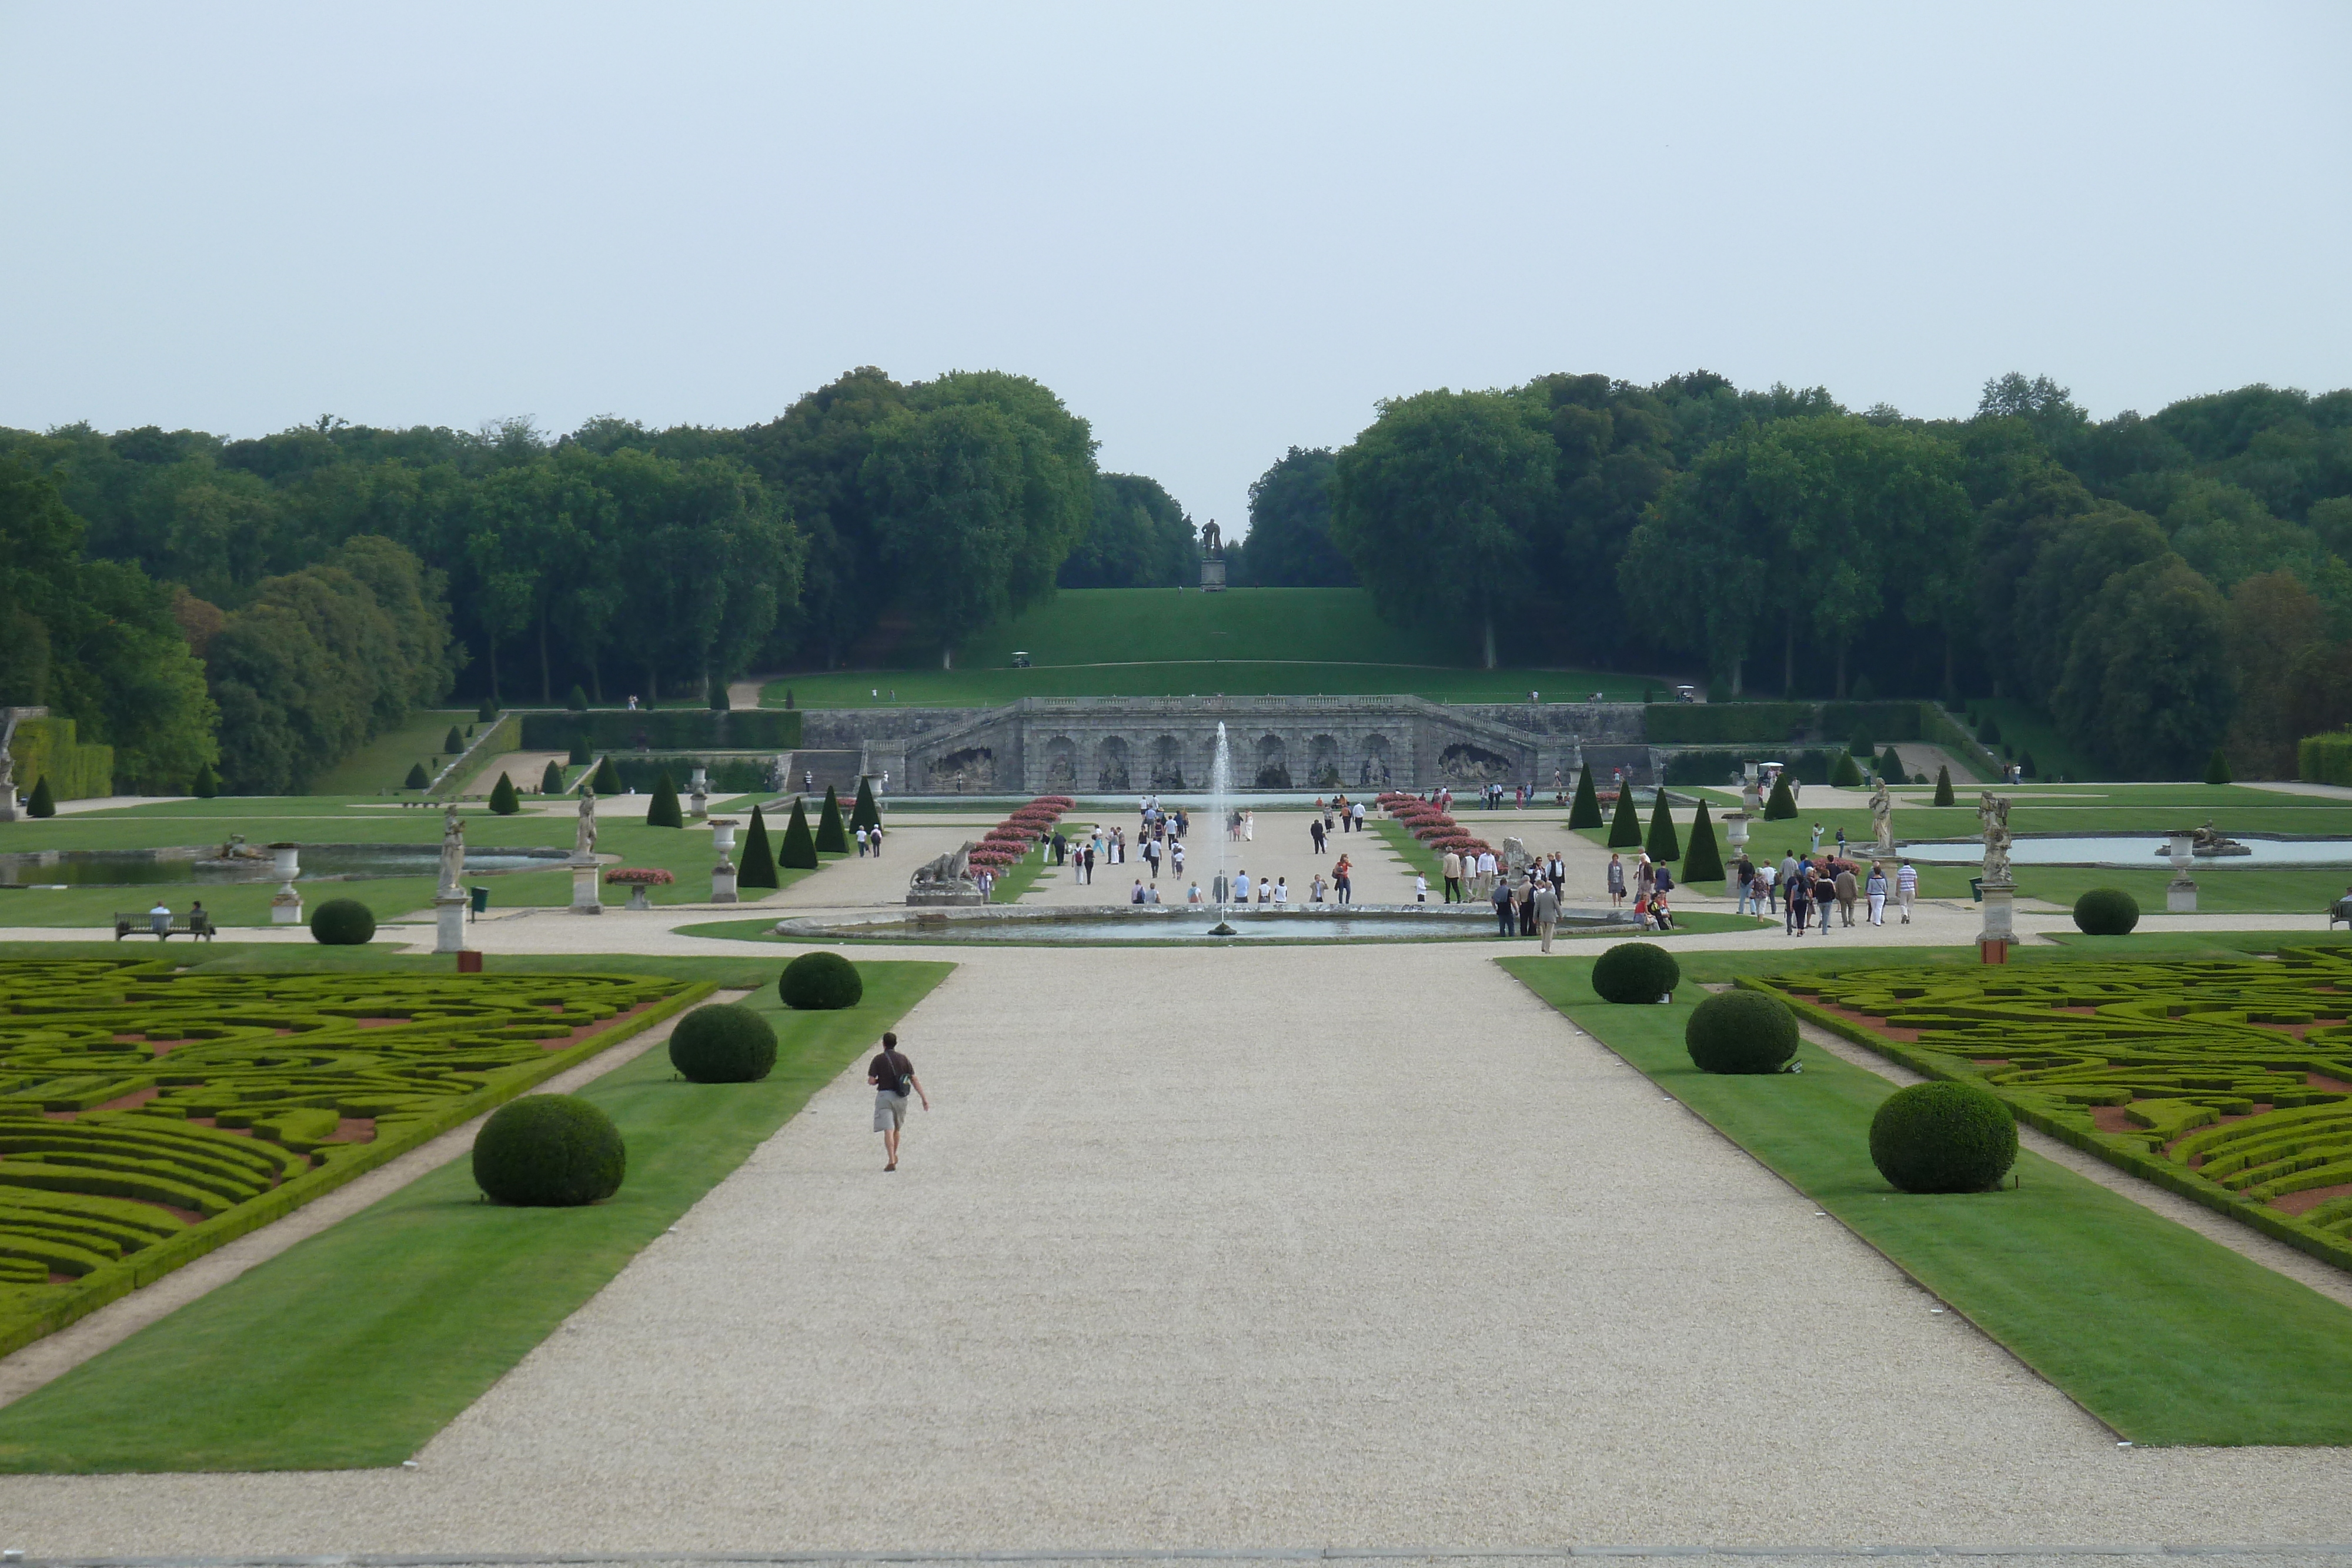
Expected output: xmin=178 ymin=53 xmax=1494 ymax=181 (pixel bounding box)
xmin=867 ymin=1030 xmax=928 ymax=1172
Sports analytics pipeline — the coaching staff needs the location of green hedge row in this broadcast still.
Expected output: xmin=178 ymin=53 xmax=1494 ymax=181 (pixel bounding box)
xmin=2301 ymin=732 xmax=2352 ymax=785
xmin=1642 ymin=700 xmax=1928 ymax=747
xmin=1747 ymin=950 xmax=2352 ymax=1268
xmin=0 ymin=958 xmax=708 ymax=1358
xmin=4 ymin=716 xmax=113 ymax=801
xmin=1661 ymin=747 xmax=1840 ymax=787
xmin=602 ymin=756 xmax=773 ymax=795
xmin=517 ymin=710 xmax=801 ymax=753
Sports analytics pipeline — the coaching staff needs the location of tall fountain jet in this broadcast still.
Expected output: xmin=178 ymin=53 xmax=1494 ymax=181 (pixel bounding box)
xmin=1209 ymin=721 xmax=1233 ymax=914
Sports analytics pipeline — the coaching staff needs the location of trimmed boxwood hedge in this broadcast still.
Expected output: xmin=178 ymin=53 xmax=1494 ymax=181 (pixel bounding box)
xmin=1685 ymin=989 xmax=1798 ymax=1074
xmin=780 ymin=951 xmax=862 ymax=1010
xmin=308 ymin=898 xmax=376 ymax=945
xmin=668 ymin=1002 xmax=778 ymax=1083
xmin=1869 ymin=1081 xmax=2017 ymax=1193
xmin=2073 ymin=887 xmax=2141 ymax=935
xmin=472 ymin=1094 xmax=626 ymax=1206
xmin=1592 ymin=941 xmax=1679 ymax=1004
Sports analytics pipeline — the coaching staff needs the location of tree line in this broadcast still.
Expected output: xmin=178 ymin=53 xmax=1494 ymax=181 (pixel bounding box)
xmin=1238 ymin=370 xmax=2352 ymax=779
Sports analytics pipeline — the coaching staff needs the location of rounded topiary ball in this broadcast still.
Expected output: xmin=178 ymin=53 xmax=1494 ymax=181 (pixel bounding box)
xmin=1869 ymin=1081 xmax=2018 ymax=1194
xmin=1685 ymin=989 xmax=1799 ymax=1074
xmin=779 ymin=951 xmax=863 ymax=1010
xmin=669 ymin=1002 xmax=778 ymax=1083
xmin=309 ymin=897 xmax=377 ymax=945
xmin=2073 ymin=887 xmax=2141 ymax=936
xmin=1592 ymin=941 xmax=1681 ymax=1004
xmin=472 ymin=1094 xmax=626 ymax=1207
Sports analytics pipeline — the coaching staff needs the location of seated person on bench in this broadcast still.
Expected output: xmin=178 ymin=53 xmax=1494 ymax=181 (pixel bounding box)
xmin=148 ymin=900 xmax=173 ymax=939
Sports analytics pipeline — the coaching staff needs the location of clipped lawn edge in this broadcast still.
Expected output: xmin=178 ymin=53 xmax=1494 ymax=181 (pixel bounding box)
xmin=0 ymin=974 xmax=714 ymax=1362
xmin=1754 ymin=977 xmax=2352 ymax=1283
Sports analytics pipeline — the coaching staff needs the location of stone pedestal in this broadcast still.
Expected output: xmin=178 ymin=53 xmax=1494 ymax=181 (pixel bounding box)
xmin=2168 ymin=877 xmax=2199 ymax=913
xmin=433 ymin=891 xmax=468 ymax=954
xmin=0 ymin=785 xmax=15 ymax=823
xmin=1977 ymin=878 xmax=2016 ymax=950
xmin=1200 ymin=555 xmax=1226 ymax=591
xmin=569 ymin=858 xmax=602 ymax=915
xmin=712 ymin=862 xmax=739 ymax=903
xmin=689 ymin=767 xmax=710 ymax=821
xmin=626 ymin=885 xmax=652 ymax=911
xmin=268 ymin=843 xmax=303 ymax=925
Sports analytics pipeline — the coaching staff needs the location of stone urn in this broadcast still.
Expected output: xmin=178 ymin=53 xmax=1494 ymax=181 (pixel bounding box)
xmin=268 ymin=842 xmax=303 ymax=924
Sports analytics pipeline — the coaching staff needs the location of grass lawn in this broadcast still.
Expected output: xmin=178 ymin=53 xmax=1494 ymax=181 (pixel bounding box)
xmin=1504 ymin=944 xmax=2352 ymax=1445
xmin=306 ymin=709 xmax=482 ymax=797
xmin=0 ymin=958 xmax=951 ymax=1472
xmin=0 ymin=797 xmax=831 ymax=927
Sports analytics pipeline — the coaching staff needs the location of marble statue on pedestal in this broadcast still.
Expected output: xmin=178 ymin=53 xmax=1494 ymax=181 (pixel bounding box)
xmin=437 ymin=804 xmax=466 ymax=894
xmin=1977 ymin=791 xmax=2012 ymax=882
xmin=574 ymin=788 xmax=598 ymax=860
xmin=1869 ymin=782 xmax=1895 ymax=855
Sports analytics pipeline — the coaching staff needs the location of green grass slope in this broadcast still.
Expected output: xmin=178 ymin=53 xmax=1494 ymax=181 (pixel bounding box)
xmin=0 ymin=959 xmax=950 ymax=1472
xmin=1506 ymin=946 xmax=2352 ymax=1445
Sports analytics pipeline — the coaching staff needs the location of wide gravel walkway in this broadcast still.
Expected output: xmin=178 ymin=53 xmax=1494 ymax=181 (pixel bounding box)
xmin=6 ymin=944 xmax=2351 ymax=1553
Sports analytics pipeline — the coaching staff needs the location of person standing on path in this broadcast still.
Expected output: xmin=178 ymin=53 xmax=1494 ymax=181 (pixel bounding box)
xmin=1352 ymin=799 xmax=1366 ymax=834
xmin=1533 ymin=877 xmax=1561 ymax=951
xmin=1334 ymin=854 xmax=1353 ymax=904
xmin=1785 ymin=871 xmax=1810 ymax=936
xmin=1442 ymin=847 xmax=1463 ymax=903
xmin=867 ymin=1031 xmax=928 ymax=1172
xmin=1866 ymin=864 xmax=1889 ymax=926
xmin=1606 ymin=853 xmax=1625 ymax=908
xmin=1833 ymin=864 xmax=1859 ymax=927
xmin=1491 ymin=875 xmax=1514 ymax=937
xmin=1896 ymin=859 xmax=1917 ymax=923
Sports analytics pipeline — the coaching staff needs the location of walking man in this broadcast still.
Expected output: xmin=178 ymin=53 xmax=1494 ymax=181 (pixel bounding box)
xmin=1491 ymin=875 xmax=1515 ymax=937
xmin=1534 ymin=875 xmax=1561 ymax=951
xmin=1896 ymin=859 xmax=1917 ymax=924
xmin=867 ymin=1030 xmax=927 ymax=1172
xmin=1442 ymin=847 xmax=1463 ymax=904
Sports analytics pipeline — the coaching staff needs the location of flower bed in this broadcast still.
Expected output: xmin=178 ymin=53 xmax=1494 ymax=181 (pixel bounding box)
xmin=603 ymin=867 xmax=676 ymax=886
xmin=969 ymin=797 xmax=1067 ymax=869
xmin=0 ymin=957 xmax=699 ymax=1355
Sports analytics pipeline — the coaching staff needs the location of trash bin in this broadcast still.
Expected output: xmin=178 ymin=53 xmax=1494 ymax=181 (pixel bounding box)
xmin=1969 ymin=877 xmax=1984 ymax=902
xmin=469 ymin=885 xmax=490 ymax=917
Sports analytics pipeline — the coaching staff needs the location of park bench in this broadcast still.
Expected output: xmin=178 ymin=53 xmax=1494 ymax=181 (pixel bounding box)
xmin=2328 ymin=897 xmax=2352 ymax=931
xmin=112 ymin=910 xmax=215 ymax=942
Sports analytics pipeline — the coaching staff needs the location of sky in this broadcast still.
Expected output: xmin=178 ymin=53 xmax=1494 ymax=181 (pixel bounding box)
xmin=2 ymin=2 xmax=2348 ymax=537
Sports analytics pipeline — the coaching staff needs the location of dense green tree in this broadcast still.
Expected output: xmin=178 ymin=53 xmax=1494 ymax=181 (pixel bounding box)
xmin=1060 ymin=474 xmax=1195 ymax=588
xmin=1933 ymin=765 xmax=1955 ymax=807
xmin=590 ymin=755 xmax=621 ymax=794
xmin=405 ymin=761 xmax=429 ymax=789
xmin=1568 ymin=765 xmax=1602 ymax=829
xmin=1234 ymin=447 xmax=1352 ymax=587
xmin=25 ymin=775 xmax=55 ymax=817
xmin=2052 ymin=557 xmax=2234 ymax=778
xmin=540 ymin=758 xmax=564 ymax=794
xmin=738 ymin=803 xmax=779 ymax=888
xmin=1332 ymin=389 xmax=1555 ymax=667
xmin=489 ymin=773 xmax=520 ymax=814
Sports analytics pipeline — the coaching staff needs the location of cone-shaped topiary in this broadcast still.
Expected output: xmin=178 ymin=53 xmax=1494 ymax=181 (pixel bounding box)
xmin=477 ymin=698 xmax=497 ymax=723
xmin=2206 ymin=747 xmax=2233 ymax=785
xmin=738 ymin=803 xmax=780 ymax=888
xmin=1592 ymin=941 xmax=1680 ymax=1004
xmin=444 ymin=725 xmax=465 ymax=754
xmin=1685 ymin=989 xmax=1798 ymax=1074
xmin=780 ymin=950 xmax=863 ymax=1009
xmin=779 ymin=797 xmax=818 ymax=869
xmin=1645 ymin=790 xmax=1681 ymax=862
xmin=1682 ymin=800 xmax=1723 ymax=882
xmin=1877 ymin=746 xmax=1903 ymax=781
xmin=1869 ymin=1081 xmax=2017 ymax=1194
xmin=1763 ymin=771 xmax=1798 ymax=820
xmin=1830 ymin=751 xmax=1863 ymax=787
xmin=2073 ymin=887 xmax=2140 ymax=935
xmin=1607 ymin=783 xmax=1643 ymax=847
xmin=192 ymin=760 xmax=219 ymax=798
xmin=472 ymin=1094 xmax=626 ymax=1207
xmin=645 ymin=770 xmax=683 ymax=828
xmin=567 ymin=735 xmax=590 ymax=766
xmin=668 ymin=1002 xmax=778 ymax=1082
xmin=1850 ymin=727 xmax=1873 ymax=757
xmin=404 ymin=761 xmax=430 ymax=790
xmin=709 ymin=678 xmax=730 ymax=711
xmin=1932 ymin=764 xmax=1955 ymax=807
xmin=2019 ymin=750 xmax=2037 ymax=778
xmin=567 ymin=683 xmax=589 ymax=713
xmin=25 ymin=776 xmax=55 ymax=818
xmin=540 ymin=758 xmax=564 ymax=794
xmin=815 ymin=785 xmax=848 ymax=852
xmin=851 ymin=777 xmax=881 ymax=834
xmin=590 ymin=754 xmax=622 ymax=794
xmin=488 ymin=773 xmax=520 ymax=814
xmin=309 ymin=897 xmax=377 ymax=945
xmin=782 ymin=687 xmax=794 ymax=708
xmin=1568 ymin=765 xmax=1603 ymax=830
xmin=1976 ymin=714 xmax=2001 ymax=744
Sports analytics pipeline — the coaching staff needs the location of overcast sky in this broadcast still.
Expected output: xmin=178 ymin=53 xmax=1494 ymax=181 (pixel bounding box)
xmin=3 ymin=3 xmax=2347 ymax=536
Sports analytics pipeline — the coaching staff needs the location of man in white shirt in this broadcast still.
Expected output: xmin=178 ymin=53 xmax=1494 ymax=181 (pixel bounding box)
xmin=1475 ymin=849 xmax=1498 ymax=898
xmin=1234 ymin=870 xmax=1252 ymax=904
xmin=1896 ymin=860 xmax=1918 ymax=924
xmin=1351 ymin=800 xmax=1366 ymax=833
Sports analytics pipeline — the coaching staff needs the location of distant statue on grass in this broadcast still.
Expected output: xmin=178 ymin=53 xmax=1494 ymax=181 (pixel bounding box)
xmin=1977 ymin=792 xmax=2012 ymax=883
xmin=439 ymin=803 xmax=466 ymax=894
xmin=1201 ymin=520 xmax=1221 ymax=556
xmin=1869 ymin=782 xmax=1895 ymax=854
xmin=574 ymin=787 xmax=599 ymax=860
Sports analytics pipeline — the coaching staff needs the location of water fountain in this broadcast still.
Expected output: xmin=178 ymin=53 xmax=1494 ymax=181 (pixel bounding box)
xmin=1207 ymin=720 xmax=1237 ymax=935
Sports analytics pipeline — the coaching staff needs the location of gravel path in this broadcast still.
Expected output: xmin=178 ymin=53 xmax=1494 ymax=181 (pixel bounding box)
xmin=6 ymin=944 xmax=2350 ymax=1553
